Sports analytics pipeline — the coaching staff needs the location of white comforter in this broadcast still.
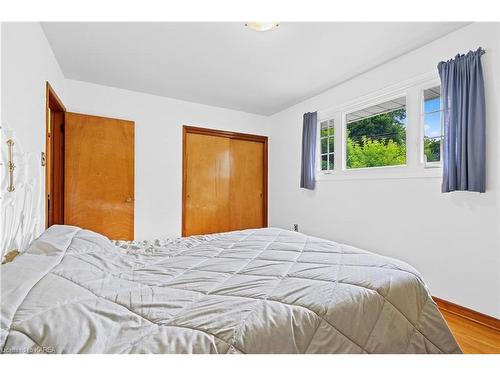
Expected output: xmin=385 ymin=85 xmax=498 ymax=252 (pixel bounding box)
xmin=0 ymin=225 xmax=461 ymax=354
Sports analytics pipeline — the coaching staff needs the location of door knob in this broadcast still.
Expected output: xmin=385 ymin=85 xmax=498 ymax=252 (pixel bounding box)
xmin=125 ymin=197 xmax=134 ymax=203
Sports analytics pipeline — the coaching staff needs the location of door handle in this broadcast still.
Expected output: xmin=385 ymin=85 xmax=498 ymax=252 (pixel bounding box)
xmin=125 ymin=197 xmax=134 ymax=203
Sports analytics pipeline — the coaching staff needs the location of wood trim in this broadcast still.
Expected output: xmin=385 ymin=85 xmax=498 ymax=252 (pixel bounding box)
xmin=51 ymin=111 xmax=65 ymax=225
xmin=183 ymin=125 xmax=268 ymax=143
xmin=46 ymin=82 xmax=66 ymax=112
xmin=182 ymin=127 xmax=187 ymax=236
xmin=182 ymin=125 xmax=268 ymax=236
xmin=433 ymin=296 xmax=500 ymax=332
xmin=45 ymin=82 xmax=66 ymax=228
xmin=262 ymin=136 xmax=268 ymax=228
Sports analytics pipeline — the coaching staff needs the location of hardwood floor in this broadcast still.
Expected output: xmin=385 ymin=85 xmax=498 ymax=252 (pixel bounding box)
xmin=440 ymin=309 xmax=500 ymax=354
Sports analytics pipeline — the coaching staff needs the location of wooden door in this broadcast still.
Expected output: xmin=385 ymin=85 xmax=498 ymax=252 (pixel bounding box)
xmin=229 ymin=139 xmax=264 ymax=231
xmin=183 ymin=126 xmax=267 ymax=236
xmin=64 ymin=113 xmax=135 ymax=240
xmin=184 ymin=132 xmax=231 ymax=235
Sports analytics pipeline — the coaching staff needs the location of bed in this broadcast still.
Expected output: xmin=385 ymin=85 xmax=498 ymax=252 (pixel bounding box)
xmin=0 ymin=225 xmax=461 ymax=354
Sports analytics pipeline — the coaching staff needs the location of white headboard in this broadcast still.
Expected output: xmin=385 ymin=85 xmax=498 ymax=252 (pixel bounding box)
xmin=1 ymin=123 xmax=41 ymax=259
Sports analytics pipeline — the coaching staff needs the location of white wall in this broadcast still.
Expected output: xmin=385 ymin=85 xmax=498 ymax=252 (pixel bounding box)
xmin=63 ymin=79 xmax=268 ymax=240
xmin=268 ymin=23 xmax=500 ymax=318
xmin=1 ymin=22 xmax=66 ymax=254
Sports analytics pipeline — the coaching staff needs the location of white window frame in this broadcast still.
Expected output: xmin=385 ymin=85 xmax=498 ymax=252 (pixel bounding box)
xmin=420 ymin=81 xmax=443 ymax=168
xmin=317 ymin=119 xmax=335 ymax=173
xmin=315 ymin=71 xmax=442 ymax=182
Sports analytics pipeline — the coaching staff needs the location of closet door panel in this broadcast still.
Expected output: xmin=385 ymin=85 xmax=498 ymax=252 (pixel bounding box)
xmin=184 ymin=133 xmax=230 ymax=236
xmin=229 ymin=139 xmax=265 ymax=231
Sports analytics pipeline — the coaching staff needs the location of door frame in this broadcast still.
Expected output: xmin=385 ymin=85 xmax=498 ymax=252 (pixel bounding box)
xmin=45 ymin=82 xmax=66 ymax=228
xmin=182 ymin=125 xmax=268 ymax=236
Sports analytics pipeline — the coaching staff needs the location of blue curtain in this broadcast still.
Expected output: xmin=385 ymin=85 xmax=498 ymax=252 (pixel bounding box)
xmin=438 ymin=48 xmax=486 ymax=193
xmin=300 ymin=111 xmax=318 ymax=190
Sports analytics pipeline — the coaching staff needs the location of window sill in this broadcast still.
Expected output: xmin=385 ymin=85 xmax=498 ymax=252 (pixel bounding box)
xmin=424 ymin=162 xmax=442 ymax=169
xmin=316 ymin=166 xmax=441 ymax=181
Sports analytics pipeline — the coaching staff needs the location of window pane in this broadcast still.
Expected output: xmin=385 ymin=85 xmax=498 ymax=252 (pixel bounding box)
xmin=321 ymin=138 xmax=328 ymax=154
xmin=423 ymin=86 xmax=442 ymax=163
xmin=346 ymin=97 xmax=407 ymax=169
xmin=424 ymin=111 xmax=441 ymax=138
xmin=319 ymin=119 xmax=334 ymax=171
xmin=321 ymin=154 xmax=328 ymax=170
xmin=320 ymin=121 xmax=329 ymax=138
xmin=425 ymin=97 xmax=441 ymax=113
xmin=424 ymin=86 xmax=441 ymax=112
xmin=424 ymin=137 xmax=441 ymax=163
xmin=328 ymin=136 xmax=334 ymax=153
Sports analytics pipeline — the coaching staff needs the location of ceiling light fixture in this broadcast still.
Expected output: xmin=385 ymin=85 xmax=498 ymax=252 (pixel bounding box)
xmin=245 ymin=22 xmax=279 ymax=32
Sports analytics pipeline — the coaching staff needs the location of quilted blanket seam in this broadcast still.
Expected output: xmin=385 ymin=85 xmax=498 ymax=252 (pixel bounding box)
xmin=50 ymin=270 xmax=243 ymax=353
xmin=228 ymin=230 xmax=309 ymax=351
xmin=303 ymin=245 xmax=367 ymax=354
xmin=226 ymin=230 xmax=285 ymax=349
xmin=7 ymin=327 xmax=49 ymax=352
xmin=61 ymin=236 xmax=393 ymax=353
xmin=402 ymin=295 xmax=443 ymax=353
xmin=1 ymin=229 xmax=82 ymax=352
xmin=6 ymin=227 xmax=456 ymax=354
xmin=60 ymin=253 xmax=441 ymax=353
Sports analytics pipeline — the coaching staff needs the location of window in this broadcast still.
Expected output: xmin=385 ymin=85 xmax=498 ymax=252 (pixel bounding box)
xmin=320 ymin=119 xmax=334 ymax=171
xmin=345 ymin=96 xmax=407 ymax=169
xmin=423 ymin=86 xmax=443 ymax=164
xmin=315 ymin=74 xmax=443 ymax=180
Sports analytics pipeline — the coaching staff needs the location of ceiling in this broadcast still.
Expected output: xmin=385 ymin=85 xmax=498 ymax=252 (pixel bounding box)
xmin=41 ymin=22 xmax=468 ymax=115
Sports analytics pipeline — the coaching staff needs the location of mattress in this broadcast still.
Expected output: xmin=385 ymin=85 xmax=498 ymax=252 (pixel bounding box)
xmin=0 ymin=225 xmax=461 ymax=354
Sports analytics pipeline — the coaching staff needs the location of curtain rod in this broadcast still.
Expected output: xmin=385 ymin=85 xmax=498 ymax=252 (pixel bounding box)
xmin=439 ymin=47 xmax=486 ymax=64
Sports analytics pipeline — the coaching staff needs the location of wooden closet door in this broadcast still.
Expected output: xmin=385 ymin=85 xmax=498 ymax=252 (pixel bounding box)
xmin=229 ymin=139 xmax=264 ymax=231
xmin=183 ymin=126 xmax=267 ymax=236
xmin=64 ymin=112 xmax=135 ymax=240
xmin=184 ymin=132 xmax=231 ymax=236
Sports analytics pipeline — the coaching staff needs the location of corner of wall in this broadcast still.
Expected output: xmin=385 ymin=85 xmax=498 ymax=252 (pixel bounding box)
xmin=1 ymin=22 xmax=66 ymax=255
